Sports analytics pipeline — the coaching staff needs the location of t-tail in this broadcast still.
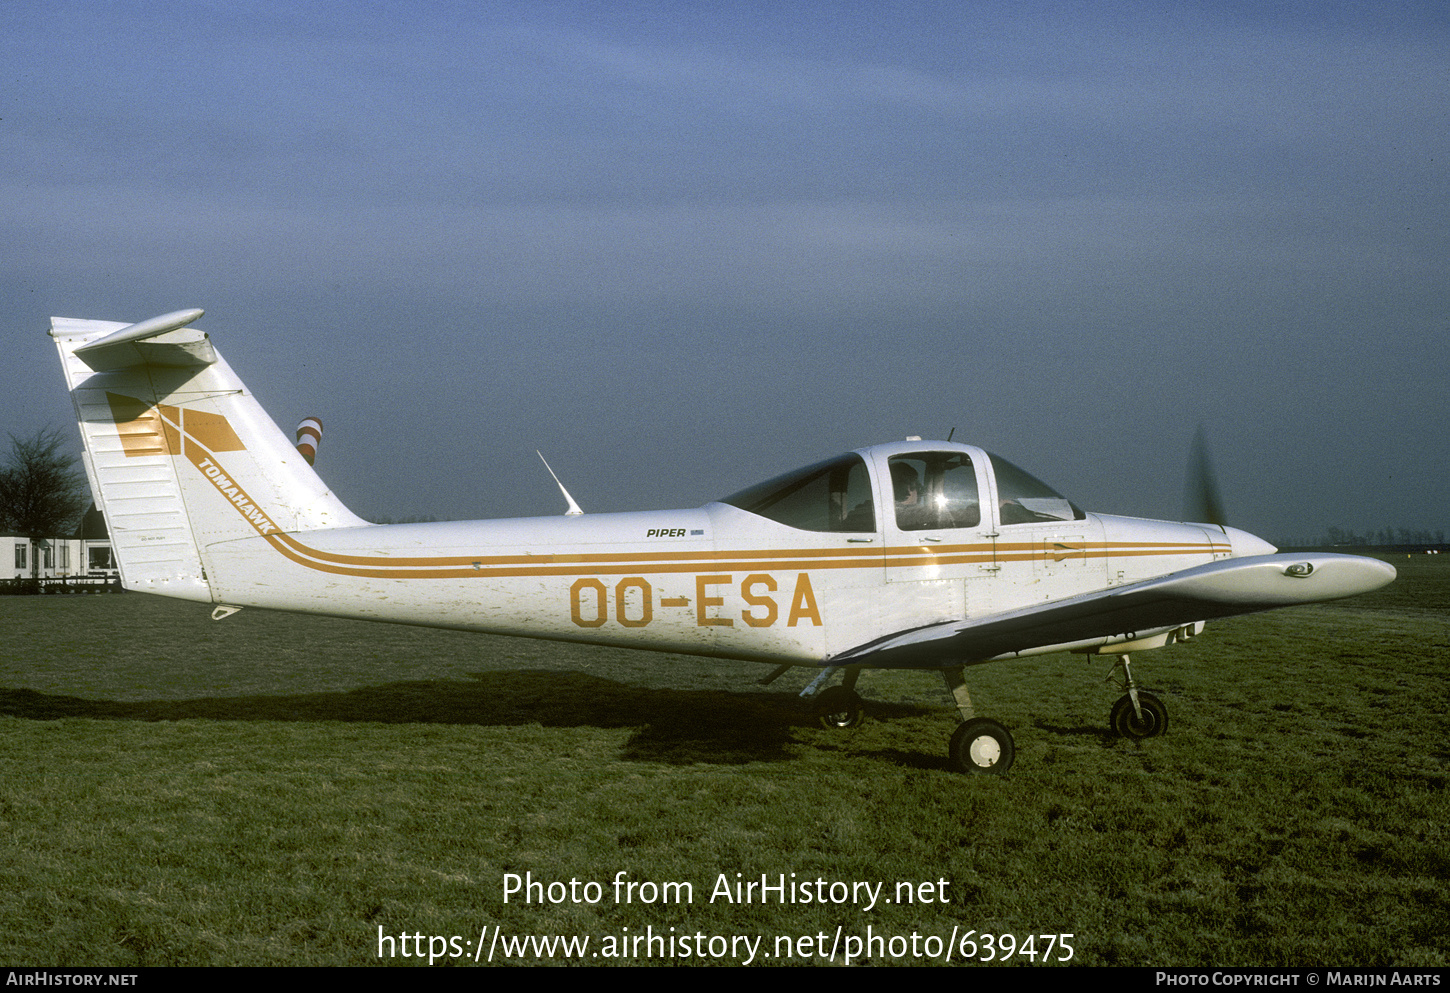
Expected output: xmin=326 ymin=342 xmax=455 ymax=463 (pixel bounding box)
xmin=50 ymin=310 xmax=368 ymax=603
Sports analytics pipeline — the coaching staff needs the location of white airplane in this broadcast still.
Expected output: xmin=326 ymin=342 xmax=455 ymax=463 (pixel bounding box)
xmin=50 ymin=309 xmax=1396 ymax=775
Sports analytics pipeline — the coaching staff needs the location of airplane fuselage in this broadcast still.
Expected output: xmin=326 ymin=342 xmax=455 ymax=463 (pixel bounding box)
xmin=195 ymin=481 xmax=1263 ymax=666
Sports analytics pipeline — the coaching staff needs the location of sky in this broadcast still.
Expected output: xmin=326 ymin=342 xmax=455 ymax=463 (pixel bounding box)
xmin=3 ymin=1 xmax=1446 ymax=544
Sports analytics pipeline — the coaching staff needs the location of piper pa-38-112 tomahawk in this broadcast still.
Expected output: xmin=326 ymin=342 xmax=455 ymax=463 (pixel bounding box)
xmin=51 ymin=309 xmax=1396 ymax=775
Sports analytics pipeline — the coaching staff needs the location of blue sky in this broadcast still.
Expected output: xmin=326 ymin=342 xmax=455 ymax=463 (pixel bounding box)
xmin=4 ymin=1 xmax=1446 ymax=543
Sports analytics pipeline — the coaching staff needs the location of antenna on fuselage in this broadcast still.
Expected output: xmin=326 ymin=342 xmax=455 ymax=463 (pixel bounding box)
xmin=536 ymin=451 xmax=584 ymax=516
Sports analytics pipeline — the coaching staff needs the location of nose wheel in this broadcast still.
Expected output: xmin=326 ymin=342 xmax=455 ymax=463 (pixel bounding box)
xmin=1110 ymin=691 xmax=1168 ymax=738
xmin=1106 ymin=654 xmax=1168 ymax=739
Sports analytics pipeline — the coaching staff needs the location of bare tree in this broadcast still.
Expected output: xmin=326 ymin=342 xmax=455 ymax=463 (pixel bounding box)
xmin=0 ymin=427 xmax=88 ymax=581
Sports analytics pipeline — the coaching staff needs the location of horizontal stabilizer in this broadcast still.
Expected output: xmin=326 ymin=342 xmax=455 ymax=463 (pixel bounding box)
xmin=832 ymin=552 xmax=1396 ymax=668
xmin=67 ymin=308 xmax=214 ymax=371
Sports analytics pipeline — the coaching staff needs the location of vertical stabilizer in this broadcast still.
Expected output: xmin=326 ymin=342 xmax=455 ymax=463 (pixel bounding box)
xmin=50 ymin=312 xmax=368 ymax=602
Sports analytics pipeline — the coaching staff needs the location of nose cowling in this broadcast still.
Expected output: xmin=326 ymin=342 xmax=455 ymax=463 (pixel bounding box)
xmin=1222 ymin=526 xmax=1277 ymax=558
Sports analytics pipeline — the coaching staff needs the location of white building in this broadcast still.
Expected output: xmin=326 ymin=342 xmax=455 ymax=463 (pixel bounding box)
xmin=4 ymin=505 xmax=117 ymax=585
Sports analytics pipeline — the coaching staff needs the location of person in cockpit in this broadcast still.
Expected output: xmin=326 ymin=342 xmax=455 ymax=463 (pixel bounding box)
xmin=892 ymin=462 xmax=933 ymax=530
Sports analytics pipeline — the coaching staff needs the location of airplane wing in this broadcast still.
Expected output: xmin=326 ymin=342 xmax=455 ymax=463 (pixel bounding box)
xmin=831 ymin=552 xmax=1396 ymax=669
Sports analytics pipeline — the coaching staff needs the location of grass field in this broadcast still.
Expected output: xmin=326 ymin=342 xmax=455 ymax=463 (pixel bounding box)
xmin=1 ymin=556 xmax=1446 ymax=967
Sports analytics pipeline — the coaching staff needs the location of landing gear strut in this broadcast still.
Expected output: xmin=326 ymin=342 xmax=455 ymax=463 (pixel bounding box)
xmin=942 ymin=667 xmax=1014 ymax=775
xmin=1106 ymin=654 xmax=1168 ymax=739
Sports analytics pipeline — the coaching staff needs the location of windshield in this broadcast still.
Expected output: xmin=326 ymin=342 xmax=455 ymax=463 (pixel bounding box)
xmin=988 ymin=453 xmax=1085 ymax=524
xmin=721 ymin=454 xmax=876 ymax=532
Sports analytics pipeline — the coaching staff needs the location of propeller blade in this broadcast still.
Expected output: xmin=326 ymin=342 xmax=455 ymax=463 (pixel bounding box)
xmin=1184 ymin=425 xmax=1228 ymax=527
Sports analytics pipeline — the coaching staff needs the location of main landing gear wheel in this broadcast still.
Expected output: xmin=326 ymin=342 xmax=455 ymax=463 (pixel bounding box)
xmin=1110 ymin=692 xmax=1168 ymax=739
xmin=815 ymin=686 xmax=864 ymax=730
xmin=949 ymin=718 xmax=1015 ymax=775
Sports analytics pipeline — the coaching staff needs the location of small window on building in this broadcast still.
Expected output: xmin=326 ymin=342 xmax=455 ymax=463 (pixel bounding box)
xmin=43 ymin=544 xmax=54 ymax=569
xmin=89 ymin=547 xmax=114 ymax=571
xmin=14 ymin=543 xmax=25 ymax=570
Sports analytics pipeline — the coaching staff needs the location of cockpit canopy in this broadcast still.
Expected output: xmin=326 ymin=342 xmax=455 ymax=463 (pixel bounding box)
xmin=720 ymin=446 xmax=1084 ymax=533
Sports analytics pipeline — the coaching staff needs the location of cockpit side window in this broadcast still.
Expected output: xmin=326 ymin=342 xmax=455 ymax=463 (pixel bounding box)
xmin=721 ymin=454 xmax=876 ymax=533
xmin=889 ymin=453 xmax=980 ymax=530
xmin=988 ymin=453 xmax=1086 ymax=524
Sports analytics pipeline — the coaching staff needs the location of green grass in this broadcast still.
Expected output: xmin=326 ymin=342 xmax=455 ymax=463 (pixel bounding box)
xmin=1 ymin=556 xmax=1446 ymax=966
